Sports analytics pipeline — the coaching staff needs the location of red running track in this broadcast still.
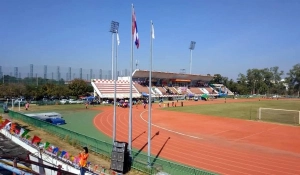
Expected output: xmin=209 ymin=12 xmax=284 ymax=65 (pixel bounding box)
xmin=93 ymin=99 xmax=300 ymax=175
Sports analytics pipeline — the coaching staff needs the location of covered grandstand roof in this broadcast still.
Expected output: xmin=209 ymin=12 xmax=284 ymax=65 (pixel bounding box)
xmin=132 ymin=70 xmax=214 ymax=81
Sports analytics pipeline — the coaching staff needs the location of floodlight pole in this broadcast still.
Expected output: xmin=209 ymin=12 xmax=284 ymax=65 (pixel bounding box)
xmin=110 ymin=21 xmax=119 ymax=143
xmin=111 ymin=33 xmax=114 ymax=80
xmin=189 ymin=49 xmax=193 ymax=74
xmin=189 ymin=41 xmax=196 ymax=74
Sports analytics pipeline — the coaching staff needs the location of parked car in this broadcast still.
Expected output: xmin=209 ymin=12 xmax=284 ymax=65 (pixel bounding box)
xmin=76 ymin=99 xmax=85 ymax=104
xmin=59 ymin=99 xmax=68 ymax=104
xmin=68 ymin=99 xmax=77 ymax=104
xmin=14 ymin=98 xmax=25 ymax=104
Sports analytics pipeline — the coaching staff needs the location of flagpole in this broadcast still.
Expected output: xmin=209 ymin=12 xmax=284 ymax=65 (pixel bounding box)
xmin=147 ymin=20 xmax=154 ymax=166
xmin=128 ymin=3 xmax=134 ymax=156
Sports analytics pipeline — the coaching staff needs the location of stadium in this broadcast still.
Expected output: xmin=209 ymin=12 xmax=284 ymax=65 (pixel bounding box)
xmin=91 ymin=69 xmax=234 ymax=101
xmin=1 ymin=64 xmax=300 ymax=175
xmin=1 ymin=1 xmax=300 ymax=175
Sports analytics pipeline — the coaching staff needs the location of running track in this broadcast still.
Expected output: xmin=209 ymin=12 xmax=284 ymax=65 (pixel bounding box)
xmin=93 ymin=99 xmax=300 ymax=175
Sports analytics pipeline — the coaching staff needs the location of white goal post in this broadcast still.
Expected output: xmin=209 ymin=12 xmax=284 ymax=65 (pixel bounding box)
xmin=258 ymin=107 xmax=300 ymax=125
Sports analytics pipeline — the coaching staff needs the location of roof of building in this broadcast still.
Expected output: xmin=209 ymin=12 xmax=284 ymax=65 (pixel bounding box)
xmin=132 ymin=70 xmax=214 ymax=81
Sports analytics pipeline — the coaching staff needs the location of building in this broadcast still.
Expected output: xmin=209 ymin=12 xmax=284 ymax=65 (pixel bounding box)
xmin=91 ymin=69 xmax=233 ymax=100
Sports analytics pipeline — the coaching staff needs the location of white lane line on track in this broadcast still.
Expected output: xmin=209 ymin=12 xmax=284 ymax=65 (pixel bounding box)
xmin=94 ymin=111 xmax=300 ymax=174
xmin=139 ymin=110 xmax=203 ymax=140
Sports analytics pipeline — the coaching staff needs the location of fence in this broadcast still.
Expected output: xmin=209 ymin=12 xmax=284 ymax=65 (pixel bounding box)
xmin=0 ymin=65 xmax=131 ymax=82
xmin=8 ymin=110 xmax=217 ymax=175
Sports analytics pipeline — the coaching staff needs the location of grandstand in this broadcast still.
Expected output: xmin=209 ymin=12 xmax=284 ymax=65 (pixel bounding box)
xmin=91 ymin=70 xmax=233 ymax=100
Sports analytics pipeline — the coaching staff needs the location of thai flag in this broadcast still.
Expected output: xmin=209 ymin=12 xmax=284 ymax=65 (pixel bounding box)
xmin=132 ymin=5 xmax=139 ymax=49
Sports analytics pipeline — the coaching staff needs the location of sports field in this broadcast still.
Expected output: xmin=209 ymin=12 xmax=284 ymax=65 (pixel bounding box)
xmin=22 ymin=104 xmax=112 ymax=142
xmin=24 ymin=98 xmax=300 ymax=175
xmin=94 ymin=98 xmax=300 ymax=175
xmin=163 ymin=98 xmax=300 ymax=122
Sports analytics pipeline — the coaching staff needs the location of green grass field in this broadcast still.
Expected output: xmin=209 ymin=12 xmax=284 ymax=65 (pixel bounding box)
xmin=22 ymin=104 xmax=112 ymax=142
xmin=163 ymin=99 xmax=300 ymax=124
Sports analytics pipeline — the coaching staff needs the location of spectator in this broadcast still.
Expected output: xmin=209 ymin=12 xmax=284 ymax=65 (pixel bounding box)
xmin=79 ymin=147 xmax=89 ymax=175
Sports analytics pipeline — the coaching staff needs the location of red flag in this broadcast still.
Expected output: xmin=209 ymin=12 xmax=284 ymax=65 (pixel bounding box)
xmin=31 ymin=135 xmax=41 ymax=144
xmin=10 ymin=123 xmax=16 ymax=133
xmin=0 ymin=119 xmax=10 ymax=129
xmin=132 ymin=5 xmax=139 ymax=49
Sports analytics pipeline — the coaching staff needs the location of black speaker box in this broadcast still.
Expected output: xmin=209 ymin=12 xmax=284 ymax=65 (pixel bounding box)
xmin=111 ymin=141 xmax=131 ymax=173
xmin=111 ymin=151 xmax=118 ymax=161
xmin=117 ymin=152 xmax=124 ymax=162
xmin=116 ymin=161 xmax=124 ymax=172
xmin=111 ymin=160 xmax=118 ymax=170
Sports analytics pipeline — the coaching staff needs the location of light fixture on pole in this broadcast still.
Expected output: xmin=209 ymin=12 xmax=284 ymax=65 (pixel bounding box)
xmin=189 ymin=41 xmax=196 ymax=74
xmin=110 ymin=20 xmax=119 ymax=143
xmin=110 ymin=21 xmax=119 ymax=80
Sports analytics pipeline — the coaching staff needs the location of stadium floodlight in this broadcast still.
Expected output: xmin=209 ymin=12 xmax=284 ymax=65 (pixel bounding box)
xmin=109 ymin=20 xmax=119 ymax=143
xmin=110 ymin=21 xmax=119 ymax=80
xmin=189 ymin=41 xmax=196 ymax=74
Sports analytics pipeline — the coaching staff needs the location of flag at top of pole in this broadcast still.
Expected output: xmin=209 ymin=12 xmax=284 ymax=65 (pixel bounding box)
xmin=132 ymin=5 xmax=139 ymax=48
xmin=151 ymin=21 xmax=155 ymax=39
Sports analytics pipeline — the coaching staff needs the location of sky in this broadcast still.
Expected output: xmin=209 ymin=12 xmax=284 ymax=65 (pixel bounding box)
xmin=0 ymin=0 xmax=300 ymax=80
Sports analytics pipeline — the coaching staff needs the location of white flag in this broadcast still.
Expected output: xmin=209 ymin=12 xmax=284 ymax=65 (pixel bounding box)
xmin=151 ymin=21 xmax=155 ymax=39
xmin=19 ymin=128 xmax=25 ymax=136
xmin=117 ymin=32 xmax=120 ymax=46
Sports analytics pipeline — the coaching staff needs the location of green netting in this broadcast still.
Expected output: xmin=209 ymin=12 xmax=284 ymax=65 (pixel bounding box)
xmin=9 ymin=110 xmax=218 ymax=175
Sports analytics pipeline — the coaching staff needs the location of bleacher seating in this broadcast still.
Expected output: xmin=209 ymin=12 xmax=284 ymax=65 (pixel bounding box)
xmin=153 ymin=87 xmax=163 ymax=95
xmin=92 ymin=79 xmax=140 ymax=98
xmin=157 ymin=87 xmax=168 ymax=95
xmin=177 ymin=87 xmax=189 ymax=95
xmin=189 ymin=87 xmax=203 ymax=95
xmin=171 ymin=87 xmax=179 ymax=94
xmin=133 ymin=82 xmax=150 ymax=94
xmin=225 ymin=88 xmax=234 ymax=95
xmin=203 ymin=87 xmax=218 ymax=95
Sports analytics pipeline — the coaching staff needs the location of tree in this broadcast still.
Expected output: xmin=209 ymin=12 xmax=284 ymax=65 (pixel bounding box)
xmin=286 ymin=63 xmax=300 ymax=96
xmin=210 ymin=74 xmax=230 ymax=86
xmin=227 ymin=79 xmax=238 ymax=94
xmin=236 ymin=73 xmax=249 ymax=94
xmin=270 ymin=66 xmax=284 ymax=84
xmin=68 ymin=79 xmax=88 ymax=97
xmin=210 ymin=74 xmax=223 ymax=84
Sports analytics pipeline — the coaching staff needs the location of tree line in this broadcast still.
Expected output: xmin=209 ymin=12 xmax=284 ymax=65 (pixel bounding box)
xmin=0 ymin=78 xmax=93 ymax=100
xmin=210 ymin=64 xmax=300 ymax=96
xmin=0 ymin=63 xmax=299 ymax=99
